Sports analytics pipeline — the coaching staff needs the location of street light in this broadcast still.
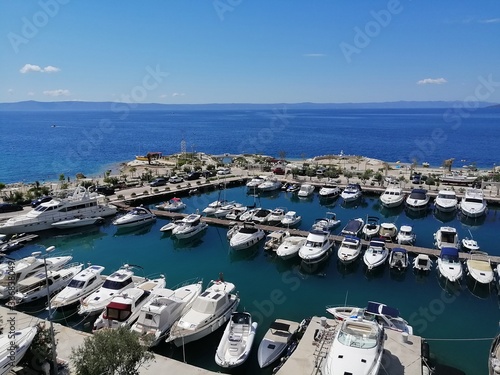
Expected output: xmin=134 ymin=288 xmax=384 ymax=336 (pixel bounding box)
xmin=43 ymin=246 xmax=58 ymax=375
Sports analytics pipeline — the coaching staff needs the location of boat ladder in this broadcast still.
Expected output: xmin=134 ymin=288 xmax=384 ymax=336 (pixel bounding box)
xmin=312 ymin=328 xmax=335 ymax=373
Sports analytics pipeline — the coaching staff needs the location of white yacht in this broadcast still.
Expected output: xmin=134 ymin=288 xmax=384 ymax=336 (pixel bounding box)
xmin=257 ymin=319 xmax=299 ymax=368
xmin=379 ymin=185 xmax=404 ymax=208
xmin=257 ymin=177 xmax=282 ymax=192
xmin=159 ymin=217 xmax=185 ymax=232
xmin=202 ymin=199 xmax=228 ymax=216
xmin=362 ymin=216 xmax=380 ymax=240
xmin=437 ymin=247 xmax=463 ymax=282
xmin=337 ymin=236 xmax=362 ymax=264
xmin=280 ymin=211 xmax=301 ymax=227
xmin=276 ymin=236 xmax=306 ymax=260
xmin=389 ymin=248 xmax=409 ymax=272
xmin=246 ymin=176 xmax=266 ymax=190
xmin=434 ymin=190 xmax=458 ymax=213
xmin=131 ymin=279 xmax=203 ymax=347
xmin=155 ymin=198 xmax=186 ymax=212
xmin=460 ymin=188 xmax=487 ymax=218
xmin=239 ymin=207 xmax=259 ymax=222
xmin=434 ymin=226 xmax=459 ymax=249
xmin=396 ymin=225 xmax=416 ymax=245
xmin=340 ymin=218 xmax=364 ymax=237
xmin=51 ymin=216 xmax=104 ymax=229
xmin=341 ymin=183 xmax=362 ymax=203
xmin=312 ymin=212 xmax=341 ymax=232
xmin=171 ymin=214 xmax=208 ymax=239
xmin=229 ymin=223 xmax=265 ymax=250
xmin=225 ymin=206 xmax=248 ymax=221
xmin=167 ymin=278 xmax=240 ymax=347
xmin=363 ymin=239 xmax=389 ymax=271
xmin=251 ymin=209 xmax=272 ymax=224
xmin=214 ymin=201 xmax=238 ymax=218
xmin=466 ymin=251 xmax=494 ymax=285
xmin=319 ymin=184 xmax=341 ymax=198
xmin=298 ymin=230 xmax=334 ymax=265
xmin=297 ymin=184 xmax=315 ymax=198
xmin=405 ymin=188 xmax=430 ymax=211
xmin=0 ymin=325 xmax=38 ymax=374
xmin=0 ymin=186 xmax=117 ymax=234
xmin=112 ymin=206 xmax=156 ymax=228
xmin=267 ymin=207 xmax=287 ymax=224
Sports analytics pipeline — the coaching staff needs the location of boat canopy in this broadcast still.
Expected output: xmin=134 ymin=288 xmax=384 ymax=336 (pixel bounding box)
xmin=269 ymin=321 xmax=291 ymax=333
xmin=409 ymin=189 xmax=427 ymax=199
xmin=366 ymin=301 xmax=400 ymax=318
xmin=392 ymin=248 xmax=407 ymax=255
xmin=343 ymin=236 xmax=360 ymax=243
xmin=440 ymin=247 xmax=459 ymax=260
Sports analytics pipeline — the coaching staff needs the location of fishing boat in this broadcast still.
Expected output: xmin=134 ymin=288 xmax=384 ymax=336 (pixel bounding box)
xmin=465 ymin=251 xmax=494 ymax=285
xmin=437 ymin=247 xmax=463 ymax=282
xmin=276 ymin=236 xmax=307 ymax=260
xmin=0 ymin=325 xmax=38 ymax=375
xmin=396 ymin=225 xmax=416 ymax=245
xmin=340 ymin=218 xmax=364 ymax=237
xmin=229 ymin=222 xmax=265 ymax=250
xmin=413 ymin=254 xmax=432 ymax=272
xmin=388 ymin=248 xmax=409 ymax=272
xmin=257 ymin=319 xmax=299 ymax=368
xmin=155 ymin=197 xmax=186 ymax=212
xmin=337 ymin=236 xmax=362 ymax=264
xmin=363 ymin=239 xmax=389 ymax=271
xmin=434 ymin=226 xmax=459 ymax=250
xmin=112 ymin=206 xmax=156 ymax=228
xmin=362 ymin=216 xmax=380 ymax=240
xmin=263 ymin=230 xmax=289 ymax=251
xmin=298 ymin=229 xmax=334 ymax=265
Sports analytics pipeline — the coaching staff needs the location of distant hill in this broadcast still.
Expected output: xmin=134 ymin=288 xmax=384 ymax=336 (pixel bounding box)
xmin=0 ymin=100 xmax=498 ymax=111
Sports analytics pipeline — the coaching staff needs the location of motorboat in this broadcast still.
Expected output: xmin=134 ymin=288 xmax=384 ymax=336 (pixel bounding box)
xmin=257 ymin=319 xmax=299 ymax=368
xmin=297 ymin=184 xmax=315 ymax=198
xmin=286 ymin=183 xmax=300 ymax=193
xmin=239 ymin=207 xmax=259 ymax=222
xmin=280 ymin=211 xmax=301 ymax=227
xmin=202 ymin=199 xmax=228 ymax=216
xmin=363 ymin=239 xmax=389 ymax=271
xmin=214 ymin=201 xmax=239 ymax=218
xmin=172 ymin=214 xmax=208 ymax=239
xmin=93 ymin=276 xmax=166 ymax=332
xmin=465 ymin=251 xmax=494 ymax=285
xmin=0 ymin=325 xmax=38 ymax=374
xmin=461 ymin=237 xmax=480 ymax=252
xmin=378 ymin=222 xmax=398 ymax=242
xmin=340 ymin=218 xmax=364 ymax=237
xmin=251 ymin=209 xmax=272 ymax=224
xmin=229 ymin=222 xmax=265 ymax=250
xmin=159 ymin=216 xmax=185 ymax=232
xmin=312 ymin=212 xmax=341 ymax=232
xmin=389 ymin=248 xmax=409 ymax=272
xmin=434 ymin=190 xmax=458 ymax=213
xmin=155 ymin=197 xmax=186 ymax=212
xmin=460 ymin=188 xmax=487 ymax=218
xmin=112 ymin=206 xmax=156 ymax=228
xmin=337 ymin=236 xmax=362 ymax=264
xmin=379 ymin=185 xmax=404 ymax=208
xmin=131 ymin=279 xmax=203 ymax=347
xmin=396 ymin=225 xmax=416 ymax=245
xmin=0 ymin=186 xmax=117 ymax=234
xmin=225 ymin=206 xmax=248 ymax=220
xmin=258 ymin=177 xmax=282 ymax=192
xmin=322 ymin=318 xmax=384 ymax=375
xmin=439 ymin=172 xmax=477 ymax=185
xmin=167 ymin=278 xmax=240 ymax=347
xmin=341 ymin=183 xmax=363 ymax=203
xmin=405 ymin=188 xmax=430 ymax=211
xmin=267 ymin=207 xmax=287 ymax=224
xmin=51 ymin=216 xmax=104 ymax=229
xmin=490 ymin=334 xmax=500 ymax=375
xmin=263 ymin=230 xmax=289 ymax=251
xmin=78 ymin=264 xmax=145 ymax=316
xmin=319 ymin=184 xmax=341 ymax=198
xmin=362 ymin=216 xmax=380 ymax=240
xmin=215 ymin=312 xmax=258 ymax=368
xmin=226 ymin=222 xmax=242 ymax=240
xmin=434 ymin=226 xmax=459 ymax=249
xmin=413 ymin=254 xmax=432 ymax=272
xmin=437 ymin=247 xmax=463 ymax=282
xmin=276 ymin=236 xmax=307 ymax=260
xmin=298 ymin=229 xmax=334 ymax=265
xmin=246 ymin=176 xmax=266 ymax=190
xmin=50 ymin=265 xmax=105 ymax=310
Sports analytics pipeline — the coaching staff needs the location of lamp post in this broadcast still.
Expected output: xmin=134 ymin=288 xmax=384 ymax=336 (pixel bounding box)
xmin=43 ymin=246 xmax=58 ymax=375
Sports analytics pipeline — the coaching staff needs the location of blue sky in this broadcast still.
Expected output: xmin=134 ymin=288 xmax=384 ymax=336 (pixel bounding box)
xmin=1 ymin=0 xmax=500 ymax=104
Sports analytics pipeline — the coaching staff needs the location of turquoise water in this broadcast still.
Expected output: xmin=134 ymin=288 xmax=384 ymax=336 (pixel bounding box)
xmin=11 ymin=186 xmax=500 ymax=374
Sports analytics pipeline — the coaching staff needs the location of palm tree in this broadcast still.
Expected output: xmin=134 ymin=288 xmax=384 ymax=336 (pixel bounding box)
xmin=442 ymin=158 xmax=455 ymax=172
xmin=129 ymin=166 xmax=137 ymax=178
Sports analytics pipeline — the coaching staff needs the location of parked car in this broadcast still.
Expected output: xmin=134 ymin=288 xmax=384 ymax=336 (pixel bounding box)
xmin=186 ymin=172 xmax=201 ymax=181
xmin=169 ymin=175 xmax=184 ymax=184
xmin=217 ymin=168 xmax=231 ymax=175
xmin=273 ymin=167 xmax=285 ymax=175
xmin=201 ymin=170 xmax=215 ymax=178
xmin=0 ymin=203 xmax=24 ymax=213
xmin=149 ymin=178 xmax=167 ymax=187
xmin=31 ymin=196 xmax=52 ymax=208
xmin=95 ymin=186 xmax=115 ymax=196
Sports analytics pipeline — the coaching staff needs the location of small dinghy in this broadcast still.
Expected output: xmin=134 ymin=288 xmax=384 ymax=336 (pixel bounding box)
xmin=389 ymin=248 xmax=409 ymax=272
xmin=257 ymin=319 xmax=300 ymax=368
xmin=413 ymin=254 xmax=432 ymax=272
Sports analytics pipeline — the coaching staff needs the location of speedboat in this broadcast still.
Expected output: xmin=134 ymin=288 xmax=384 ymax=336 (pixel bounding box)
xmin=246 ymin=176 xmax=266 ymax=190
xmin=267 ymin=207 xmax=287 ymax=224
xmin=257 ymin=319 xmax=299 ymax=368
xmin=155 ymin=197 xmax=186 ymax=212
xmin=297 ymin=184 xmax=315 ymax=198
xmin=434 ymin=190 xmax=458 ymax=213
xmin=263 ymin=230 xmax=289 ymax=251
xmin=286 ymin=183 xmax=300 ymax=193
xmin=362 ymin=216 xmax=380 ymax=240
xmin=460 ymin=188 xmax=487 ymax=218
xmin=167 ymin=278 xmax=240 ymax=347
xmin=229 ymin=222 xmax=265 ymax=250
xmin=51 ymin=216 xmax=104 ymax=229
xmin=214 ymin=201 xmax=239 ymax=218
xmin=437 ymin=247 xmax=463 ymax=282
xmin=389 ymin=248 xmax=409 ymax=272
xmin=298 ymin=229 xmax=334 ymax=265
xmin=171 ymin=214 xmax=207 ymax=239
xmin=341 ymin=183 xmax=362 ymax=203
xmin=378 ymin=222 xmax=397 ymax=242
xmin=258 ymin=177 xmax=282 ymax=192
xmin=312 ymin=212 xmax=340 ymax=232
xmin=131 ymin=279 xmax=203 ymax=347
xmin=413 ymin=254 xmax=432 ymax=272
xmin=396 ymin=225 xmax=416 ymax=245
xmin=280 ymin=211 xmax=301 ymax=227
xmin=92 ymin=276 xmax=166 ymax=332
xmin=490 ymin=334 xmax=500 ymax=375
xmin=319 ymin=184 xmax=341 ymax=198
xmin=340 ymin=218 xmax=364 ymax=237
xmin=0 ymin=325 xmax=38 ymax=373
xmin=434 ymin=226 xmax=459 ymax=249
xmin=276 ymin=236 xmax=307 ymax=260
xmin=465 ymin=251 xmax=494 ymax=285
xmin=337 ymin=236 xmax=362 ymax=264
xmin=225 ymin=206 xmax=248 ymax=220
xmin=112 ymin=206 xmax=156 ymax=228
xmin=251 ymin=208 xmax=272 ymax=224
xmin=461 ymin=237 xmax=480 ymax=252
xmin=202 ymin=199 xmax=228 ymax=216
xmin=215 ymin=312 xmax=258 ymax=368
xmin=50 ymin=265 xmax=105 ymax=310
xmin=363 ymin=239 xmax=389 ymax=271
xmin=239 ymin=207 xmax=259 ymax=222
xmin=159 ymin=216 xmax=185 ymax=232
xmin=405 ymin=188 xmax=430 ymax=211
xmin=322 ymin=319 xmax=384 ymax=375
xmin=0 ymin=186 xmax=117 ymax=234
xmin=379 ymin=185 xmax=404 ymax=208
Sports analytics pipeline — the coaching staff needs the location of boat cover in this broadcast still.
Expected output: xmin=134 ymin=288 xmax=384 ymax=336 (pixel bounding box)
xmin=366 ymin=301 xmax=400 ymax=318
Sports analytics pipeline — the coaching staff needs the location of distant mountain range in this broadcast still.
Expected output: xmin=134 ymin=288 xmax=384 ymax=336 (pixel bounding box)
xmin=0 ymin=100 xmax=498 ymax=111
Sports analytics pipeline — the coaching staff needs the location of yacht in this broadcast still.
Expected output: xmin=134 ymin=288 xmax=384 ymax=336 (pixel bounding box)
xmin=460 ymin=188 xmax=487 ymax=218
xmin=396 ymin=225 xmax=416 ymax=245
xmin=246 ymin=176 xmax=266 ymax=190
xmin=51 ymin=216 xmax=104 ymax=229
xmin=159 ymin=217 xmax=185 ymax=232
xmin=298 ymin=230 xmax=334 ymax=265
xmin=405 ymin=188 xmax=430 ymax=211
xmin=257 ymin=319 xmax=299 ymax=368
xmin=0 ymin=325 xmax=38 ymax=373
xmin=362 ymin=216 xmax=380 ymax=240
xmin=276 ymin=236 xmax=307 ymax=260
xmin=363 ymin=239 xmax=389 ymax=271
xmin=257 ymin=177 xmax=282 ymax=192
xmin=461 ymin=236 xmax=480 ymax=252
xmin=280 ymin=211 xmax=301 ymax=227
xmin=434 ymin=190 xmax=458 ymax=213
xmin=337 ymin=236 xmax=362 ymax=264
xmin=171 ymin=214 xmax=208 ymax=239
xmin=0 ymin=186 xmax=117 ymax=234
xmin=155 ymin=198 xmax=186 ymax=212
xmin=378 ymin=222 xmax=397 ymax=242
xmin=267 ymin=207 xmax=287 ymax=224
xmin=434 ymin=226 xmax=459 ymax=249
xmin=319 ymin=183 xmax=341 ymax=198
xmin=389 ymin=248 xmax=409 ymax=272
xmin=437 ymin=247 xmax=463 ymax=282
xmin=312 ymin=212 xmax=341 ymax=232
xmin=167 ymin=278 xmax=240 ymax=347
xmin=202 ymin=199 xmax=228 ymax=216
xmin=112 ymin=206 xmax=156 ymax=228
xmin=239 ymin=207 xmax=259 ymax=222
xmin=131 ymin=279 xmax=203 ymax=347
xmin=214 ymin=201 xmax=239 ymax=218
xmin=340 ymin=218 xmax=364 ymax=237
xmin=251 ymin=209 xmax=272 ymax=224
xmin=297 ymin=184 xmax=315 ymax=198
xmin=465 ymin=251 xmax=494 ymax=285
xmin=379 ymin=185 xmax=404 ymax=208
xmin=229 ymin=222 xmax=265 ymax=250
xmin=341 ymin=183 xmax=362 ymax=203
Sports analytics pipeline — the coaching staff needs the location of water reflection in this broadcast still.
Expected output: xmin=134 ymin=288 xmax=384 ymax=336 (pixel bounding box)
xmin=114 ymin=222 xmax=155 ymax=236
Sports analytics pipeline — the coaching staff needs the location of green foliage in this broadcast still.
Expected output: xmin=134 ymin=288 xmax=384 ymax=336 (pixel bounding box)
xmin=183 ymin=166 xmax=192 ymax=173
xmin=30 ymin=324 xmax=56 ymax=367
xmin=59 ymin=174 xmax=65 ymax=182
xmin=373 ymin=172 xmax=383 ymax=182
xmin=0 ymin=182 xmax=5 ymax=190
xmin=206 ymin=164 xmax=215 ymax=171
xmin=104 ymin=176 xmax=119 ymax=186
xmin=60 ymin=183 xmax=69 ymax=190
xmin=426 ymin=177 xmax=436 ymax=186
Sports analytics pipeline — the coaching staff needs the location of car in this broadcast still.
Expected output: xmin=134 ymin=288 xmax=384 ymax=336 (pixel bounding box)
xmin=169 ymin=176 xmax=184 ymax=184
xmin=217 ymin=168 xmax=231 ymax=175
xmin=31 ymin=196 xmax=52 ymax=208
xmin=149 ymin=178 xmax=167 ymax=187
xmin=95 ymin=186 xmax=115 ymax=196
xmin=200 ymin=170 xmax=215 ymax=178
xmin=0 ymin=203 xmax=24 ymax=213
xmin=273 ymin=167 xmax=285 ymax=175
xmin=186 ymin=172 xmax=201 ymax=181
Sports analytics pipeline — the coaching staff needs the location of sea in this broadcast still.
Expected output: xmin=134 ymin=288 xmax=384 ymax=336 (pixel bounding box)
xmin=2 ymin=108 xmax=500 ymax=374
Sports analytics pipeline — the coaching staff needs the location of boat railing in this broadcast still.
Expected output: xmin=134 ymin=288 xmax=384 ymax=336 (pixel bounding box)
xmin=170 ymin=276 xmax=203 ymax=290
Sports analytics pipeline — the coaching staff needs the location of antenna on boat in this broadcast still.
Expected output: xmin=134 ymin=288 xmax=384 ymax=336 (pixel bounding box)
xmin=344 ymin=290 xmax=349 ymax=307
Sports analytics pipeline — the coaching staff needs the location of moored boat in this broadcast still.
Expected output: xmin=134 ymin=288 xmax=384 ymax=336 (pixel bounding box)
xmin=257 ymin=319 xmax=299 ymax=368
xmin=229 ymin=222 xmax=265 ymax=250
xmin=155 ymin=197 xmax=186 ymax=212
xmin=276 ymin=236 xmax=306 ymax=260
xmin=337 ymin=236 xmax=362 ymax=264
xmin=466 ymin=251 xmax=494 ymax=285
xmin=363 ymin=239 xmax=389 ymax=271
xmin=396 ymin=225 xmax=416 ymax=245
xmin=298 ymin=229 xmax=334 ymax=265
xmin=434 ymin=189 xmax=458 ymax=213
xmin=0 ymin=325 xmax=38 ymax=374
xmin=389 ymin=248 xmax=409 ymax=272
xmin=112 ymin=206 xmax=156 ymax=228
xmin=413 ymin=254 xmax=432 ymax=272
xmin=340 ymin=218 xmax=364 ymax=238
xmin=379 ymin=185 xmax=404 ymax=208
xmin=460 ymin=188 xmax=487 ymax=218
xmin=437 ymin=247 xmax=463 ymax=282
xmin=51 ymin=216 xmax=104 ymax=229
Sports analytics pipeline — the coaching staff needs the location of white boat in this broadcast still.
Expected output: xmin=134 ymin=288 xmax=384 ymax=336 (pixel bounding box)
xmin=263 ymin=230 xmax=289 ymax=251
xmin=225 ymin=206 xmax=248 ymax=220
xmin=460 ymin=188 xmax=487 ymax=218
xmin=202 ymin=199 xmax=228 ymax=216
xmin=434 ymin=226 xmax=459 ymax=249
xmin=0 ymin=186 xmax=117 ymax=234
xmin=246 ymin=176 xmax=266 ymax=190
xmin=466 ymin=251 xmax=494 ymax=285
xmin=167 ymin=278 xmax=240 ymax=347
xmin=0 ymin=325 xmax=38 ymax=375
xmin=215 ymin=312 xmax=258 ymax=368
xmin=112 ymin=206 xmax=156 ymax=228
xmin=286 ymin=183 xmax=300 ymax=193
xmin=378 ymin=222 xmax=398 ymax=242
xmin=229 ymin=222 xmax=265 ymax=250
xmin=171 ymin=214 xmax=208 ymax=239
xmin=298 ymin=230 xmax=334 ymax=265
xmin=312 ymin=212 xmax=341 ymax=232
xmin=396 ymin=225 xmax=416 ymax=245
xmin=267 ymin=207 xmax=287 ymax=224
xmin=462 ymin=237 xmax=480 ymax=252
xmin=341 ymin=183 xmax=363 ymax=203
xmin=490 ymin=334 xmax=500 ymax=375
xmin=159 ymin=217 xmax=185 ymax=232
xmin=297 ymin=184 xmax=315 ymax=198
xmin=276 ymin=236 xmax=306 ymax=260
xmin=363 ymin=239 xmax=389 ymax=271
xmin=280 ymin=211 xmax=301 ymax=227
xmin=437 ymin=247 xmax=463 ymax=282
xmin=214 ymin=201 xmax=239 ymax=218
xmin=440 ymin=172 xmax=477 ymax=185
xmin=389 ymin=248 xmax=409 ymax=272
xmin=251 ymin=209 xmax=272 ymax=224
xmin=337 ymin=236 xmax=362 ymax=264
xmin=319 ymin=184 xmax=341 ymax=198
xmin=257 ymin=319 xmax=299 ymax=368
xmin=379 ymin=185 xmax=404 ymax=208
xmin=413 ymin=254 xmax=432 ymax=272
xmin=155 ymin=197 xmax=186 ymax=212
xmin=405 ymin=188 xmax=430 ymax=211
xmin=131 ymin=279 xmax=203 ymax=347
xmin=257 ymin=177 xmax=282 ymax=192
xmin=362 ymin=216 xmax=380 ymax=240
xmin=50 ymin=264 xmax=105 ymax=310
xmin=434 ymin=190 xmax=458 ymax=213
xmin=340 ymin=218 xmax=364 ymax=237
xmin=51 ymin=216 xmax=104 ymax=229
xmin=239 ymin=207 xmax=259 ymax=222
xmin=322 ymin=318 xmax=384 ymax=375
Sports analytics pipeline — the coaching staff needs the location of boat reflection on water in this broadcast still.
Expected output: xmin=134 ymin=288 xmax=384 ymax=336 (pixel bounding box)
xmin=404 ymin=207 xmax=430 ymax=220
xmin=172 ymin=231 xmax=206 ymax=250
xmin=113 ymin=222 xmax=155 ymax=236
xmin=433 ymin=209 xmax=457 ymax=224
xmin=459 ymin=212 xmax=487 ymax=227
xmin=465 ymin=276 xmax=493 ymax=300
xmin=377 ymin=203 xmax=405 ymax=218
xmin=228 ymin=244 xmax=260 ymax=263
xmin=336 ymin=258 xmax=361 ymax=277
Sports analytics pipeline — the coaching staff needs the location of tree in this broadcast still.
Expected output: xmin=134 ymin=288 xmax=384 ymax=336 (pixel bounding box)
xmin=442 ymin=158 xmax=455 ymax=172
xmin=71 ymin=327 xmax=154 ymax=375
xmin=278 ymin=150 xmax=287 ymax=161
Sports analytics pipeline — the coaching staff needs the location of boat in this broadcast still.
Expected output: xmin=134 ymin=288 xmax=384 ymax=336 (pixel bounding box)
xmin=363 ymin=239 xmax=389 ymax=270
xmin=437 ymin=247 xmax=463 ymax=282
xmin=0 ymin=325 xmax=38 ymax=375
xmin=434 ymin=189 xmax=458 ymax=213
xmin=340 ymin=218 xmax=364 ymax=237
xmin=461 ymin=236 xmax=480 ymax=252
xmin=257 ymin=319 xmax=299 ymax=368
xmin=135 ymin=151 xmax=162 ymax=162
xmin=489 ymin=334 xmax=500 ymax=375
xmin=263 ymin=230 xmax=289 ymax=251
xmin=92 ymin=276 xmax=166 ymax=332
xmin=112 ymin=206 xmax=156 ymax=228
xmin=362 ymin=216 xmax=380 ymax=240
xmin=322 ymin=318 xmax=384 ymax=375
xmin=155 ymin=197 xmax=186 ymax=212
xmin=434 ymin=226 xmax=459 ymax=249
xmin=215 ymin=312 xmax=258 ymax=368
xmin=225 ymin=206 xmax=248 ymax=220
xmin=171 ymin=214 xmax=208 ymax=239
xmin=340 ymin=183 xmax=363 ymax=203
xmin=389 ymin=248 xmax=409 ymax=272
xmin=239 ymin=207 xmax=259 ymax=222
xmin=460 ymin=188 xmax=487 ymax=218
xmin=131 ymin=279 xmax=203 ymax=347
xmin=0 ymin=186 xmax=117 ymax=234
xmin=396 ymin=225 xmax=416 ymax=245
xmin=319 ymin=183 xmax=341 ymax=198
xmin=439 ymin=172 xmax=477 ymax=186
xmin=214 ymin=201 xmax=239 ymax=218
xmin=297 ymin=184 xmax=315 ymax=198
xmin=258 ymin=177 xmax=282 ymax=192
xmin=229 ymin=222 xmax=265 ymax=250
xmin=405 ymin=188 xmax=430 ymax=211
xmin=298 ymin=229 xmax=334 ymax=265
xmin=167 ymin=277 xmax=240 ymax=347
xmin=286 ymin=183 xmax=300 ymax=193
xmin=379 ymin=185 xmax=404 ymax=208
xmin=337 ymin=236 xmax=362 ymax=264
xmin=311 ymin=212 xmax=341 ymax=232
xmin=280 ymin=211 xmax=301 ymax=227
xmin=465 ymin=251 xmax=494 ymax=285
xmin=202 ymin=199 xmax=228 ymax=216
xmin=159 ymin=216 xmax=185 ymax=232
xmin=276 ymin=236 xmax=307 ymax=260
xmin=51 ymin=216 xmax=104 ymax=229
xmin=246 ymin=176 xmax=266 ymax=190
xmin=267 ymin=207 xmax=287 ymax=224
xmin=378 ymin=222 xmax=398 ymax=242
xmin=251 ymin=208 xmax=272 ymax=224
xmin=50 ymin=265 xmax=105 ymax=310
xmin=413 ymin=254 xmax=432 ymax=272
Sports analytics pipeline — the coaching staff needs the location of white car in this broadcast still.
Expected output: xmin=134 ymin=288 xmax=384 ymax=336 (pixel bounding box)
xmin=169 ymin=175 xmax=184 ymax=183
xmin=217 ymin=168 xmax=231 ymax=175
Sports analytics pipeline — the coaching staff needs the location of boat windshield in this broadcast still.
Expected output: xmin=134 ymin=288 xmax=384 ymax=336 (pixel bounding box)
xmin=439 ymin=193 xmax=456 ymax=199
xmin=68 ymin=279 xmax=86 ymax=289
xmin=465 ymin=198 xmax=483 ymax=204
xmin=338 ymin=323 xmax=379 ymax=349
xmin=102 ymin=278 xmax=133 ymax=290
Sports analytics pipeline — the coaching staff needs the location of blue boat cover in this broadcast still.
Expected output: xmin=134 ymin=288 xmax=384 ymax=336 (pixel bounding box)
xmin=344 ymin=236 xmax=360 ymax=243
xmin=392 ymin=248 xmax=407 ymax=254
xmin=366 ymin=301 xmax=400 ymax=318
xmin=440 ymin=247 xmax=459 ymax=258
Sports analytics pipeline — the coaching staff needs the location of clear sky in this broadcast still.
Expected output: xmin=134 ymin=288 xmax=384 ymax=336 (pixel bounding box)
xmin=1 ymin=0 xmax=500 ymax=104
